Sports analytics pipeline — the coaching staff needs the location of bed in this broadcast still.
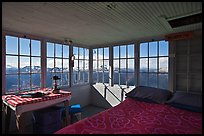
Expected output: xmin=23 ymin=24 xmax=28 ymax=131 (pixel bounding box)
xmin=54 ymin=86 xmax=202 ymax=134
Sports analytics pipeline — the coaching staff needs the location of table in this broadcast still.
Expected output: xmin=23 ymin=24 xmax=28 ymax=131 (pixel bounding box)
xmin=2 ymin=88 xmax=71 ymax=134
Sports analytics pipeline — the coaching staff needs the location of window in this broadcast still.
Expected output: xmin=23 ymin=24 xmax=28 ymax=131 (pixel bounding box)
xmin=6 ymin=35 xmax=41 ymax=93
xmin=113 ymin=44 xmax=134 ymax=87
xmin=93 ymin=47 xmax=109 ymax=84
xmin=73 ymin=46 xmax=89 ymax=85
xmin=139 ymin=40 xmax=169 ymax=89
xmin=46 ymin=42 xmax=69 ymax=88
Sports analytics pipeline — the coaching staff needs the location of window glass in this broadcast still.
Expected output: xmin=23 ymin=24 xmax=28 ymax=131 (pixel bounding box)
xmin=56 ymin=44 xmax=62 ymax=58
xmin=140 ymin=58 xmax=148 ymax=72
xmin=6 ymin=56 xmax=18 ymax=74
xmin=120 ymin=45 xmax=126 ymax=58
xmin=63 ymin=45 xmax=69 ymax=58
xmin=20 ymin=38 xmax=30 ymax=55
xmin=47 ymin=42 xmax=54 ymax=57
xmin=140 ymin=43 xmax=148 ymax=57
xmin=159 ymin=40 xmax=168 ymax=56
xmin=149 ymin=41 xmax=157 ymax=57
xmin=6 ymin=36 xmax=18 ymax=55
xmin=139 ymin=40 xmax=169 ymax=89
xmin=31 ymin=40 xmax=41 ymax=56
xmin=159 ymin=57 xmax=168 ymax=73
xmin=149 ymin=58 xmax=157 ymax=72
xmin=114 ymin=46 xmax=119 ymax=58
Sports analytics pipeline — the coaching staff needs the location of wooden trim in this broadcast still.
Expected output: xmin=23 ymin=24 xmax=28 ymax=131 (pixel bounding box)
xmin=165 ymin=31 xmax=193 ymax=41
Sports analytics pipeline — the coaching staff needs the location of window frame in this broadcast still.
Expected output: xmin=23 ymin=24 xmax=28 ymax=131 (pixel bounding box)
xmin=113 ymin=44 xmax=135 ymax=87
xmin=73 ymin=46 xmax=89 ymax=85
xmin=5 ymin=35 xmax=42 ymax=93
xmin=139 ymin=40 xmax=169 ymax=89
xmin=93 ymin=47 xmax=109 ymax=84
xmin=46 ymin=42 xmax=69 ymax=88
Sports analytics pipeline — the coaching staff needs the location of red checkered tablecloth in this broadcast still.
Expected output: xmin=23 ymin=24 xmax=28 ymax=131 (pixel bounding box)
xmin=2 ymin=88 xmax=71 ymax=116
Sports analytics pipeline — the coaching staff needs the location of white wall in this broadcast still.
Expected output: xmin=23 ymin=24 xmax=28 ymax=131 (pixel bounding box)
xmin=173 ymin=29 xmax=202 ymax=93
xmin=61 ymin=84 xmax=92 ymax=108
xmin=90 ymin=83 xmax=135 ymax=109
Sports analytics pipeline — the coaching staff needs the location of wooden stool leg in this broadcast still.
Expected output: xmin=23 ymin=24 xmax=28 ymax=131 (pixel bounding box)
xmin=64 ymin=100 xmax=70 ymax=125
xmin=5 ymin=105 xmax=11 ymax=134
xmin=16 ymin=113 xmax=27 ymax=134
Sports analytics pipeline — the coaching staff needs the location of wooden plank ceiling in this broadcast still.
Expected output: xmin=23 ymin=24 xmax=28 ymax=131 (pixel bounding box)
xmin=2 ymin=2 xmax=202 ymax=47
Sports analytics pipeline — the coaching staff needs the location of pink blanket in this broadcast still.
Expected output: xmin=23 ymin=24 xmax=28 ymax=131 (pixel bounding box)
xmin=55 ymin=98 xmax=202 ymax=134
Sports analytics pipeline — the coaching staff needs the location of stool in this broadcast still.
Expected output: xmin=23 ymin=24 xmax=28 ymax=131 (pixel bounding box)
xmin=69 ymin=104 xmax=82 ymax=123
xmin=61 ymin=104 xmax=82 ymax=125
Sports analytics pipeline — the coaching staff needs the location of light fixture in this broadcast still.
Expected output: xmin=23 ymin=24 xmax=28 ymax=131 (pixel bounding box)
xmin=68 ymin=40 xmax=73 ymax=45
xmin=64 ymin=39 xmax=73 ymax=45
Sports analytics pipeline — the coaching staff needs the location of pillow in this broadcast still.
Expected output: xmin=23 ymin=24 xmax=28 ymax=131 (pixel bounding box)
xmin=125 ymin=86 xmax=172 ymax=104
xmin=166 ymin=91 xmax=202 ymax=112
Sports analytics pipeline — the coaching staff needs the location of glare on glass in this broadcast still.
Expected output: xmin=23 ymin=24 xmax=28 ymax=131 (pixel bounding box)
xmin=120 ymin=59 xmax=126 ymax=71
xmin=140 ymin=58 xmax=148 ymax=72
xmin=104 ymin=60 xmax=109 ymax=71
xmin=63 ymin=59 xmax=69 ymax=72
xmin=20 ymin=56 xmax=30 ymax=73
xmin=93 ymin=49 xmax=98 ymax=60
xmin=31 ymin=57 xmax=41 ymax=73
xmin=140 ymin=43 xmax=148 ymax=57
xmin=55 ymin=58 xmax=62 ymax=71
xmin=149 ymin=58 xmax=157 ymax=72
xmin=47 ymin=58 xmax=54 ymax=69
xmin=31 ymin=40 xmax=41 ymax=56
xmin=73 ymin=60 xmax=78 ymax=70
xmin=93 ymin=61 xmax=97 ymax=71
xmin=79 ymin=60 xmax=84 ymax=70
xmin=113 ymin=59 xmax=119 ymax=71
xmin=159 ymin=57 xmax=168 ymax=73
xmin=149 ymin=41 xmax=157 ymax=57
xmin=20 ymin=38 xmax=30 ymax=55
xmin=98 ymin=48 xmax=103 ymax=60
xmin=98 ymin=60 xmax=103 ymax=71
xmin=128 ymin=59 xmax=134 ymax=72
xmin=6 ymin=36 xmax=18 ymax=55
xmin=47 ymin=42 xmax=54 ymax=57
xmin=85 ymin=60 xmax=89 ymax=70
xmin=6 ymin=56 xmax=18 ymax=74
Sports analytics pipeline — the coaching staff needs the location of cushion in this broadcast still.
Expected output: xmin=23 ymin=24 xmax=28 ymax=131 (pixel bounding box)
xmin=166 ymin=91 xmax=202 ymax=112
xmin=125 ymin=86 xmax=172 ymax=104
